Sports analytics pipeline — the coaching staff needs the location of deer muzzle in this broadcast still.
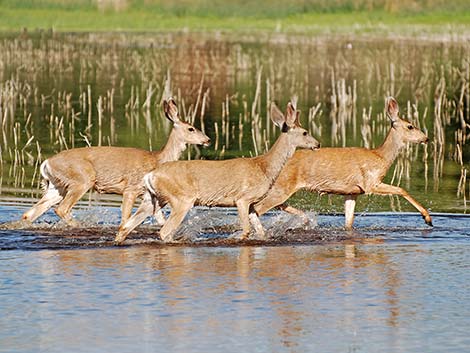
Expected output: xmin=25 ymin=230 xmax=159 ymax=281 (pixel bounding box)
xmin=312 ymin=142 xmax=321 ymax=150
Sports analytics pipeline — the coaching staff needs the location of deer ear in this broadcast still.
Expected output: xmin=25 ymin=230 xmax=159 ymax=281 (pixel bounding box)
xmin=294 ymin=110 xmax=301 ymax=127
xmin=386 ymin=96 xmax=399 ymax=123
xmin=163 ymin=98 xmax=180 ymax=123
xmin=270 ymin=102 xmax=286 ymax=129
xmin=285 ymin=102 xmax=297 ymax=128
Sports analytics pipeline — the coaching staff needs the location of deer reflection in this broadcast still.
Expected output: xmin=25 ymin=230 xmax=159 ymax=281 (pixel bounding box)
xmin=49 ymin=240 xmax=405 ymax=345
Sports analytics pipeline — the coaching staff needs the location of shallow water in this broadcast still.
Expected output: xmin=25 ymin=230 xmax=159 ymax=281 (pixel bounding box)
xmin=1 ymin=205 xmax=470 ymax=353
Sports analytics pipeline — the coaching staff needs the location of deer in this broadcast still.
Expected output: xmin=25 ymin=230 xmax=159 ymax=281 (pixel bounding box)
xmin=253 ymin=96 xmax=432 ymax=230
xmin=21 ymin=98 xmax=211 ymax=227
xmin=114 ymin=100 xmax=320 ymax=244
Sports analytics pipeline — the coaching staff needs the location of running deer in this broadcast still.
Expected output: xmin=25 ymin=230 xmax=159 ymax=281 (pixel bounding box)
xmin=22 ymin=98 xmax=210 ymax=226
xmin=253 ymin=96 xmax=432 ymax=229
xmin=114 ymin=100 xmax=320 ymax=244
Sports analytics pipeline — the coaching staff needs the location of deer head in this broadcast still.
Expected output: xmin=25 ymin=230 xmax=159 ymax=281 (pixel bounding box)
xmin=386 ymin=96 xmax=429 ymax=145
xmin=271 ymin=100 xmax=320 ymax=150
xmin=163 ymin=98 xmax=211 ymax=147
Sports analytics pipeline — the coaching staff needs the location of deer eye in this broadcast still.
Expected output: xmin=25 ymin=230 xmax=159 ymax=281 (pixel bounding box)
xmin=303 ymin=131 xmax=308 ymax=136
xmin=188 ymin=127 xmax=195 ymax=132
xmin=407 ymin=125 xmax=414 ymax=130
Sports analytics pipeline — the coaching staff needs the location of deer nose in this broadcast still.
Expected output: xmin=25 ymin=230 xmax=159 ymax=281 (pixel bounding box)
xmin=312 ymin=142 xmax=320 ymax=150
xmin=203 ymin=139 xmax=211 ymax=147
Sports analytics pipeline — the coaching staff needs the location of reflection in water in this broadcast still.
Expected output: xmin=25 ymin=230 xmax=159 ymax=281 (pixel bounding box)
xmin=2 ymin=236 xmax=469 ymax=352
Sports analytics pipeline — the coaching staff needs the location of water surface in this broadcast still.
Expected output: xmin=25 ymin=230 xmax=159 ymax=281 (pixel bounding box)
xmin=1 ymin=206 xmax=470 ymax=352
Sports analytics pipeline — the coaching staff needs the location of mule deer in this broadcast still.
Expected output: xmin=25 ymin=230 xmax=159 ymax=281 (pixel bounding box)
xmin=254 ymin=97 xmax=432 ymax=229
xmin=114 ymin=100 xmax=320 ymax=244
xmin=22 ymin=98 xmax=210 ymax=226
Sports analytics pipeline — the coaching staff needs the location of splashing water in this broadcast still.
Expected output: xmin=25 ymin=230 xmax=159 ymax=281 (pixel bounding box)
xmin=1 ymin=203 xmax=470 ymax=250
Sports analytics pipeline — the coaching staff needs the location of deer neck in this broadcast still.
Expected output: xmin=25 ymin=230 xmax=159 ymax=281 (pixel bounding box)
xmin=374 ymin=127 xmax=406 ymax=168
xmin=157 ymin=129 xmax=187 ymax=163
xmin=258 ymin=133 xmax=296 ymax=183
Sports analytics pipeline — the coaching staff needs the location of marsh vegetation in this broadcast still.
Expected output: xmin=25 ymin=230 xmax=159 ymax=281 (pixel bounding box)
xmin=0 ymin=32 xmax=468 ymax=218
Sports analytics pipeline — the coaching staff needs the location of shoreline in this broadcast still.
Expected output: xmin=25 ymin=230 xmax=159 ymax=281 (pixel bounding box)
xmin=1 ymin=8 xmax=470 ymax=38
xmin=3 ymin=27 xmax=470 ymax=45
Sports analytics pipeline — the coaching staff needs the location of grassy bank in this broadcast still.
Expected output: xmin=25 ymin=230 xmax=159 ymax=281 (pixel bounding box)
xmin=0 ymin=0 xmax=470 ymax=34
xmin=1 ymin=7 xmax=470 ymax=34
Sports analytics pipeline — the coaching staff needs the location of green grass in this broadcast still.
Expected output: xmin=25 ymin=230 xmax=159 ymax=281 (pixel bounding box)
xmin=3 ymin=0 xmax=470 ymax=16
xmin=0 ymin=7 xmax=469 ymax=33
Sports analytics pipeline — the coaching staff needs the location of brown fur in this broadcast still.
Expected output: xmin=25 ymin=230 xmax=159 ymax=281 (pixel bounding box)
xmin=254 ymin=97 xmax=433 ymax=229
xmin=115 ymin=100 xmax=320 ymax=244
xmin=22 ymin=98 xmax=210 ymax=226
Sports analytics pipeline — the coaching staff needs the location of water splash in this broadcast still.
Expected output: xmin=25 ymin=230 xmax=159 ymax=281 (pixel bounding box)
xmin=1 ymin=204 xmax=470 ymax=250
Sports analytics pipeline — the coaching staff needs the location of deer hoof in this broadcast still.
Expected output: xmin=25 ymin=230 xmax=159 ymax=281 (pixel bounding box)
xmin=113 ymin=237 xmax=125 ymax=246
xmin=424 ymin=215 xmax=433 ymax=227
xmin=21 ymin=213 xmax=32 ymax=221
xmin=114 ymin=230 xmax=127 ymax=245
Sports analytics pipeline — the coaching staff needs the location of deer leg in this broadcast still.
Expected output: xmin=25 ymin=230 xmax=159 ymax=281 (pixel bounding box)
xmin=153 ymin=200 xmax=166 ymax=226
xmin=146 ymin=191 xmax=166 ymax=226
xmin=54 ymin=182 xmax=93 ymax=226
xmin=278 ymin=204 xmax=311 ymax=225
xmin=344 ymin=195 xmax=357 ymax=230
xmin=159 ymin=199 xmax=194 ymax=243
xmin=115 ymin=192 xmax=157 ymax=244
xmin=371 ymin=183 xmax=432 ymax=226
xmin=254 ymin=186 xmax=297 ymax=216
xmin=120 ymin=191 xmax=138 ymax=226
xmin=279 ymin=204 xmax=304 ymax=216
xmin=22 ymin=183 xmax=63 ymax=222
xmin=249 ymin=212 xmax=266 ymax=239
xmin=236 ymin=200 xmax=253 ymax=239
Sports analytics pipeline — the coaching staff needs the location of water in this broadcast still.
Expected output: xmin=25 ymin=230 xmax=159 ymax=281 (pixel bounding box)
xmin=1 ymin=32 xmax=470 ymax=352
xmin=1 ymin=205 xmax=470 ymax=352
